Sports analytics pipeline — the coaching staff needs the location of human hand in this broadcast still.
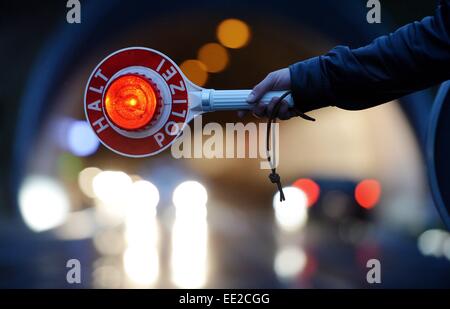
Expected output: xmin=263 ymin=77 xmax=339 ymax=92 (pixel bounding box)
xmin=241 ymin=68 xmax=299 ymax=120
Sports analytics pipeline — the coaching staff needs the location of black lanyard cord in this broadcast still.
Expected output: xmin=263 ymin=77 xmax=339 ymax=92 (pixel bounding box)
xmin=266 ymin=91 xmax=316 ymax=202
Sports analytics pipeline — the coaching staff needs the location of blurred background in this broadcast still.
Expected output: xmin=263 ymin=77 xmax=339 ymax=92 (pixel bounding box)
xmin=1 ymin=0 xmax=450 ymax=288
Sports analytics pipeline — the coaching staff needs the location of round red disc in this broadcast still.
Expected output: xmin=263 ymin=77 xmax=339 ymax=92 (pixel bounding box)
xmin=84 ymin=47 xmax=189 ymax=157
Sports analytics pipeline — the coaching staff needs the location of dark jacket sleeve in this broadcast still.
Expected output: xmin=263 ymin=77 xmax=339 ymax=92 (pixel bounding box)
xmin=289 ymin=0 xmax=450 ymax=112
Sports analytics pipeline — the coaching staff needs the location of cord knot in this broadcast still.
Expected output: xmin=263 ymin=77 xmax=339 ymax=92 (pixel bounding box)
xmin=269 ymin=171 xmax=285 ymax=201
xmin=268 ymin=172 xmax=280 ymax=183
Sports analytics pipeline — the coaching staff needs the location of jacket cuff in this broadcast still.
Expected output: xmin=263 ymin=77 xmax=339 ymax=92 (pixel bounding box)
xmin=289 ymin=56 xmax=333 ymax=112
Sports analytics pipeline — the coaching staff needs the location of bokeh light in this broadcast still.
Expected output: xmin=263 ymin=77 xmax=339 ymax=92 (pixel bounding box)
xmin=78 ymin=167 xmax=102 ymax=198
xmin=19 ymin=175 xmax=70 ymax=232
xmin=54 ymin=209 xmax=96 ymax=240
xmin=292 ymin=178 xmax=320 ymax=207
xmin=120 ymin=180 xmax=161 ymax=287
xmin=179 ymin=59 xmax=208 ymax=86
xmin=92 ymin=170 xmax=132 ymax=207
xmin=217 ymin=18 xmax=251 ymax=49
xmin=92 ymin=171 xmax=133 ymax=224
xmin=128 ymin=180 xmax=159 ymax=213
xmin=171 ymin=180 xmax=208 ymax=288
xmin=172 ymin=180 xmax=208 ymax=220
xmin=123 ymin=246 xmax=159 ymax=287
xmin=125 ymin=180 xmax=159 ymax=245
xmin=274 ymin=246 xmax=307 ymax=279
xmin=273 ymin=187 xmax=308 ymax=232
xmin=417 ymin=229 xmax=448 ymax=257
xmin=198 ymin=43 xmax=229 ymax=73
xmin=355 ymin=179 xmax=381 ymax=209
xmin=93 ymin=229 xmax=124 ymax=256
xmin=92 ymin=261 xmax=122 ymax=288
xmin=67 ymin=120 xmax=100 ymax=157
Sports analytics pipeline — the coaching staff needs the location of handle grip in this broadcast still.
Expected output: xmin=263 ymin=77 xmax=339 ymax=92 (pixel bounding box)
xmin=207 ymin=89 xmax=294 ymax=111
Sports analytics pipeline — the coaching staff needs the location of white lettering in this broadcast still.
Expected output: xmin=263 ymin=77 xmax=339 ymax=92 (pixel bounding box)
xmin=93 ymin=117 xmax=109 ymax=133
xmin=154 ymin=132 xmax=165 ymax=147
xmin=156 ymin=59 xmax=165 ymax=72
xmin=94 ymin=69 xmax=108 ymax=82
xmin=169 ymin=80 xmax=185 ymax=95
xmin=88 ymin=100 xmax=102 ymax=111
xmin=89 ymin=86 xmax=104 ymax=94
xmin=162 ymin=66 xmax=177 ymax=81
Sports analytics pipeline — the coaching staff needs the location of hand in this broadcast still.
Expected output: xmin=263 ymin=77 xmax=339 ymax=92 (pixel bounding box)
xmin=241 ymin=68 xmax=298 ymax=120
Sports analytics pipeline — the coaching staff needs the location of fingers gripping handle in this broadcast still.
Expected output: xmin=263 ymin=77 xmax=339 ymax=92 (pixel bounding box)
xmin=205 ymin=89 xmax=294 ymax=112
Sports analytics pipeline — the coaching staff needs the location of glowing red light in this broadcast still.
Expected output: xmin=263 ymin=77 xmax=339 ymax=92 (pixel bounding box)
xmin=104 ymin=74 xmax=157 ymax=130
xmin=292 ymin=178 xmax=320 ymax=207
xmin=355 ymin=179 xmax=381 ymax=209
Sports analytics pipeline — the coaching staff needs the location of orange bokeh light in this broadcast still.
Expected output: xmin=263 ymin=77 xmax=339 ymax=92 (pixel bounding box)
xmin=198 ymin=43 xmax=229 ymax=73
xmin=292 ymin=178 xmax=320 ymax=207
xmin=179 ymin=60 xmax=208 ymax=86
xmin=104 ymin=75 xmax=157 ymax=130
xmin=355 ymin=179 xmax=382 ymax=209
xmin=217 ymin=18 xmax=251 ymax=49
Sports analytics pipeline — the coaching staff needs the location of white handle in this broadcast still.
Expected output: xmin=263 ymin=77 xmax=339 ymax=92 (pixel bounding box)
xmin=206 ymin=89 xmax=294 ymax=111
